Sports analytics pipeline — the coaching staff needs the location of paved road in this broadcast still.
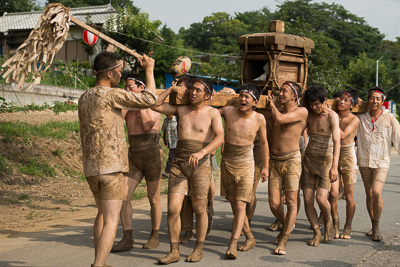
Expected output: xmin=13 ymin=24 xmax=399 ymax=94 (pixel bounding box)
xmin=1 ymin=153 xmax=400 ymax=267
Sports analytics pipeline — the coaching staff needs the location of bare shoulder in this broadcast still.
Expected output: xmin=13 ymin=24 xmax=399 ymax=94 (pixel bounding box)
xmin=208 ymin=106 xmax=222 ymax=117
xmin=256 ymin=112 xmax=267 ymax=123
xmin=328 ymin=109 xmax=339 ymax=120
xmin=349 ymin=113 xmax=359 ymax=123
xmin=294 ymin=107 xmax=308 ymax=117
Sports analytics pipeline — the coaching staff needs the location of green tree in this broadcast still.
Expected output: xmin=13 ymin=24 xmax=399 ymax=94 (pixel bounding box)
xmin=275 ymin=0 xmax=385 ymax=66
xmin=196 ymin=57 xmax=241 ymax=85
xmin=102 ymin=8 xmax=162 ymax=72
xmin=1 ymin=0 xmax=41 ymax=16
xmin=182 ymin=12 xmax=249 ymax=54
xmin=152 ymin=26 xmax=191 ymax=87
xmin=344 ymin=53 xmax=391 ymax=99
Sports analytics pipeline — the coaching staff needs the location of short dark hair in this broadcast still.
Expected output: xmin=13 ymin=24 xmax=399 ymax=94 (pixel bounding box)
xmin=304 ymin=85 xmax=327 ymax=104
xmin=342 ymin=88 xmax=359 ymax=107
xmin=125 ymin=73 xmax=145 ymax=87
xmin=368 ymin=86 xmax=386 ymax=101
xmin=333 ymin=91 xmax=342 ymax=99
xmin=193 ymin=77 xmax=213 ymax=96
xmin=93 ymin=51 xmax=121 ymax=79
xmin=239 ymin=83 xmax=261 ymax=101
xmin=177 ymin=76 xmax=193 ymax=90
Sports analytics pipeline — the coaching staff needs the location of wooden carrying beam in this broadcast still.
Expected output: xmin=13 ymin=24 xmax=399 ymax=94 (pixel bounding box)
xmin=327 ymin=99 xmax=369 ymax=114
xmin=169 ymin=91 xmax=269 ymax=109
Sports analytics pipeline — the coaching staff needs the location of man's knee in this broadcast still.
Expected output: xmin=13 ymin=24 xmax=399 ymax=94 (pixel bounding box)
xmin=192 ymin=198 xmax=207 ymax=217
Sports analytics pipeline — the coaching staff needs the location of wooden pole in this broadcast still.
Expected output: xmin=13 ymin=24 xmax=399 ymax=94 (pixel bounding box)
xmin=70 ymin=16 xmax=143 ymax=60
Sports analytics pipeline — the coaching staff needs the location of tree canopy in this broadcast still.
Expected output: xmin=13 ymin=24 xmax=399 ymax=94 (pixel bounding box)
xmin=1 ymin=0 xmax=41 ymax=16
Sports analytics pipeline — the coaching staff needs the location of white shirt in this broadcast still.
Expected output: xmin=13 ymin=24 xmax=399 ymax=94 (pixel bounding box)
xmin=356 ymin=110 xmax=400 ymax=169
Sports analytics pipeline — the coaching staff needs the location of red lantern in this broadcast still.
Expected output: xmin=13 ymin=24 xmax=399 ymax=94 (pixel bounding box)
xmin=83 ymin=30 xmax=98 ymax=46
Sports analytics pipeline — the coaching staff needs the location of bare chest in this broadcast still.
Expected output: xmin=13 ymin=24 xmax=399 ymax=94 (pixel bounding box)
xmin=178 ymin=111 xmax=211 ymax=135
xmin=308 ymin=114 xmax=331 ymax=135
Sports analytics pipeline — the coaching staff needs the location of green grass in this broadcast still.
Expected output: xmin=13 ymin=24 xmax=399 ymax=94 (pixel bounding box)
xmin=131 ymin=190 xmax=147 ymax=200
xmin=19 ymin=153 xmax=55 ymax=178
xmin=0 ymin=121 xmax=80 ymax=140
xmin=52 ymin=147 xmax=65 ymax=158
xmin=0 ymin=154 xmax=8 ymax=175
xmin=18 ymin=194 xmax=30 ymax=200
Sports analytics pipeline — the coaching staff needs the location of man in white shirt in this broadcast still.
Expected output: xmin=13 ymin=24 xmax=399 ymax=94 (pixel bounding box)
xmin=357 ymin=86 xmax=400 ymax=241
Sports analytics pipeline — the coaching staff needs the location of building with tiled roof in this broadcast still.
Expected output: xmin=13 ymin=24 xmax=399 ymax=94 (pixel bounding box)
xmin=0 ymin=5 xmax=117 ymax=62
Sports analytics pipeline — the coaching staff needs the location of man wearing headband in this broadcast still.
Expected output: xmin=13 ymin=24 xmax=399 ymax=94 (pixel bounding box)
xmin=112 ymin=55 xmax=163 ymax=252
xmin=356 ymin=86 xmax=400 ymax=241
xmin=258 ymin=81 xmax=308 ymax=254
xmin=330 ymin=89 xmax=360 ymax=240
xmin=152 ymin=77 xmax=224 ymax=263
xmin=302 ymin=85 xmax=340 ymax=247
xmin=78 ymin=51 xmax=156 ymax=267
xmin=218 ymin=83 xmax=269 ymax=259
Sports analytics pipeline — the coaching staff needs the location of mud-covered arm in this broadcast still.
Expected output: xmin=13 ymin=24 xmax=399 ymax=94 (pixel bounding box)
xmin=269 ymin=95 xmax=307 ymax=124
xmin=189 ymin=109 xmax=224 ymax=167
xmin=112 ymin=88 xmax=156 ymax=110
xmin=138 ymin=54 xmax=156 ymax=94
xmin=330 ymin=112 xmax=341 ymax=182
xmin=340 ymin=116 xmax=359 ymax=140
xmin=257 ymin=114 xmax=269 ymax=183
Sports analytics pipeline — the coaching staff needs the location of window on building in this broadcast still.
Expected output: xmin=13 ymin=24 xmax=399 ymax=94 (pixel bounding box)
xmin=0 ymin=44 xmax=3 ymax=56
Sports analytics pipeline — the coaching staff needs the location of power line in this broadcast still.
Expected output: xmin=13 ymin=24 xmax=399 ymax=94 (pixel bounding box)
xmin=356 ymin=1 xmax=399 ymax=15
xmin=104 ymin=29 xmax=229 ymax=57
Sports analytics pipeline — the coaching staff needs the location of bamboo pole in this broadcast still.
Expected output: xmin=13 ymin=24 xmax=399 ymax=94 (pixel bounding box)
xmin=70 ymin=16 xmax=143 ymax=60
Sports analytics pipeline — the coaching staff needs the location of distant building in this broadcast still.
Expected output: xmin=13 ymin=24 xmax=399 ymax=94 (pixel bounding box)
xmin=0 ymin=5 xmax=117 ymax=64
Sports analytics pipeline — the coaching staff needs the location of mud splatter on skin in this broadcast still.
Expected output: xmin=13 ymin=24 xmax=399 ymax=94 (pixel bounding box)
xmin=200 ymin=129 xmax=204 ymax=132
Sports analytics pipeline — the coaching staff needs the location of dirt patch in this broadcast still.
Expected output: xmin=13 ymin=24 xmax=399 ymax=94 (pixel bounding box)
xmin=0 ymin=111 xmax=170 ymax=239
xmin=0 ymin=110 xmax=78 ymax=124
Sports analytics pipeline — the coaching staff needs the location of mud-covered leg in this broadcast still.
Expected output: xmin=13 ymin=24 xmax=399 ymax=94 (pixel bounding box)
xmin=372 ymin=220 xmax=383 ymax=241
xmin=226 ymin=237 xmax=239 ymax=259
xmin=238 ymin=230 xmax=256 ymax=252
xmin=274 ymin=233 xmax=290 ymax=255
xmin=186 ymin=241 xmax=204 ymax=262
xmin=340 ymin=220 xmax=352 ymax=239
xmin=308 ymin=227 xmax=322 ymax=247
xmin=143 ymin=229 xmax=159 ymax=249
xmin=157 ymin=242 xmax=180 ymax=264
xmin=111 ymin=229 xmax=134 ymax=252
xmin=332 ymin=215 xmax=340 ymax=239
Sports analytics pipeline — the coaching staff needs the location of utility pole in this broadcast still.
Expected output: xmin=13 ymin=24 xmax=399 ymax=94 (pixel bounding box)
xmin=376 ymin=55 xmax=384 ymax=86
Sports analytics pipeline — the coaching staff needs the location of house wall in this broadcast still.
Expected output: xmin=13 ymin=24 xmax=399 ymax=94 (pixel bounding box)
xmin=1 ymin=83 xmax=85 ymax=106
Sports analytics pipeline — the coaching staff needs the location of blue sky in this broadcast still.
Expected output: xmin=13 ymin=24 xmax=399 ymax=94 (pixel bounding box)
xmin=36 ymin=0 xmax=400 ymax=41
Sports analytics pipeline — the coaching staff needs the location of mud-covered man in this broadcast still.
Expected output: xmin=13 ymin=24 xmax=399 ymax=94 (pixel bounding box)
xmin=357 ymin=87 xmax=400 ymax=241
xmin=152 ymin=77 xmax=224 ymax=264
xmin=259 ymin=81 xmax=308 ymax=254
xmin=336 ymin=89 xmax=360 ymax=239
xmin=78 ymin=51 xmax=156 ymax=267
xmin=219 ymin=83 xmax=269 ymax=259
xmin=302 ymin=85 xmax=340 ymax=247
xmin=111 ymin=55 xmax=162 ymax=252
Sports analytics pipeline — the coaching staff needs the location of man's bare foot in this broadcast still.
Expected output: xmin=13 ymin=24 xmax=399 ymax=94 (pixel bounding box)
xmin=274 ymin=233 xmax=290 ymax=255
xmin=332 ymin=216 xmax=340 ymax=239
xmin=372 ymin=220 xmax=383 ymax=241
xmin=157 ymin=242 xmax=180 ymax=264
xmin=180 ymin=230 xmax=193 ymax=244
xmin=238 ymin=231 xmax=256 ymax=252
xmin=269 ymin=219 xmax=282 ymax=231
xmin=185 ymin=241 xmax=204 ymax=262
xmin=111 ymin=230 xmax=134 ymax=252
xmin=340 ymin=221 xmax=352 ymax=239
xmin=308 ymin=227 xmax=322 ymax=246
xmin=365 ymin=229 xmax=373 ymax=236
xmin=226 ymin=237 xmax=238 ymax=259
xmin=143 ymin=230 xmax=159 ymax=249
xmin=324 ymin=220 xmax=335 ymax=242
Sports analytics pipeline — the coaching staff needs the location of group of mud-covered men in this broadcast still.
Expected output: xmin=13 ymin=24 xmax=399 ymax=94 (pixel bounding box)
xmin=78 ymin=51 xmax=400 ymax=267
